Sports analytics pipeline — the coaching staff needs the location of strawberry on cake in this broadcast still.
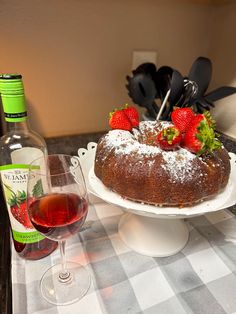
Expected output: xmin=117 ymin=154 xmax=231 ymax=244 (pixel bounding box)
xmin=94 ymin=105 xmax=230 ymax=207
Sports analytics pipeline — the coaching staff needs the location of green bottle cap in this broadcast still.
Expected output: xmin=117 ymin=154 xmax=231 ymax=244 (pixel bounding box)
xmin=0 ymin=74 xmax=27 ymax=122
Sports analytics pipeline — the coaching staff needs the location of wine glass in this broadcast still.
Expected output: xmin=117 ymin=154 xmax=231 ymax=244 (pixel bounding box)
xmin=27 ymin=154 xmax=90 ymax=305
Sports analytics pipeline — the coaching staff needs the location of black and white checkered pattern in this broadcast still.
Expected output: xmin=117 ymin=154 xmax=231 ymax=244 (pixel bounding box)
xmin=12 ymin=199 xmax=236 ymax=314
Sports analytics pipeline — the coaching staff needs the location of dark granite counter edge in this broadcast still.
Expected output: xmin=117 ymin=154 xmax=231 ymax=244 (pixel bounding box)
xmin=218 ymin=132 xmax=236 ymax=154
xmin=45 ymin=131 xmax=106 ymax=155
xmin=45 ymin=130 xmax=236 ymax=155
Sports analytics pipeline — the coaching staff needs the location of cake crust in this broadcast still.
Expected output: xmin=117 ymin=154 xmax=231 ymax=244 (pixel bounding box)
xmin=94 ymin=121 xmax=231 ymax=207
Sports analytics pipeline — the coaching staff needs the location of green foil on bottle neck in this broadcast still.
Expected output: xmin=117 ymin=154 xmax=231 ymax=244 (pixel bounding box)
xmin=0 ymin=75 xmax=27 ymax=122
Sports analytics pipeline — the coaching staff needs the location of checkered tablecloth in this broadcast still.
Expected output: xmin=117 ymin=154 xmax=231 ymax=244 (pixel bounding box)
xmin=12 ymin=197 xmax=236 ymax=314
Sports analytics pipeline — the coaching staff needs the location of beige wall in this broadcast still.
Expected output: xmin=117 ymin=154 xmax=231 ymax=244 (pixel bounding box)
xmin=0 ymin=0 xmax=235 ymax=137
xmin=209 ymin=2 xmax=236 ymax=138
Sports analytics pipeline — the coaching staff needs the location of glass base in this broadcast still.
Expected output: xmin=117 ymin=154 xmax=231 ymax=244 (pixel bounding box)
xmin=40 ymin=262 xmax=91 ymax=305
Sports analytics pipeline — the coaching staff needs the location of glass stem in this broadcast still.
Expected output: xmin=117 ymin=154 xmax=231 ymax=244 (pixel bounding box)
xmin=58 ymin=240 xmax=71 ymax=283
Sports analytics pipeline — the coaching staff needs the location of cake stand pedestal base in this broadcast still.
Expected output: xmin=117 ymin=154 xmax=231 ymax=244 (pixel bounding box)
xmin=118 ymin=213 xmax=189 ymax=257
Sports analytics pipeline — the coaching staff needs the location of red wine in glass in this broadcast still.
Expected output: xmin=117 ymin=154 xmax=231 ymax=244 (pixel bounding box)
xmin=29 ymin=193 xmax=88 ymax=240
xmin=27 ymin=154 xmax=90 ymax=305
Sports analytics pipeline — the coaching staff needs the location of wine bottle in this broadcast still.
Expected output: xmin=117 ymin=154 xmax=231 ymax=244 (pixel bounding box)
xmin=0 ymin=74 xmax=57 ymax=260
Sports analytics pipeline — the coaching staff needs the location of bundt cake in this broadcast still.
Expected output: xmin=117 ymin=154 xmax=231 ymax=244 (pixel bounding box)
xmin=94 ymin=107 xmax=231 ymax=207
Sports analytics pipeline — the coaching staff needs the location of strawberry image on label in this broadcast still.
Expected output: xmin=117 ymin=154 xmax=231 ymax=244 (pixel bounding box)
xmin=5 ymin=185 xmax=33 ymax=229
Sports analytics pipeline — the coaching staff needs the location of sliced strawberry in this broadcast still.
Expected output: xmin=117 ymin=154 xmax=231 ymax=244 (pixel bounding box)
xmin=171 ymin=107 xmax=195 ymax=133
xmin=157 ymin=126 xmax=182 ymax=150
xmin=109 ymin=109 xmax=132 ymax=131
xmin=123 ymin=105 xmax=139 ymax=127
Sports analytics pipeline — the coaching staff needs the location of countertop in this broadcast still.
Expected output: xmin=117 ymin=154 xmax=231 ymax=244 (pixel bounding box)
xmin=0 ymin=131 xmax=236 ymax=314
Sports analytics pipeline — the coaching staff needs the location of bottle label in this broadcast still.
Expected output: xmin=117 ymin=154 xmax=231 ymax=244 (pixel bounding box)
xmin=1 ymin=91 xmax=27 ymax=123
xmin=0 ymin=75 xmax=27 ymax=122
xmin=5 ymin=111 xmax=27 ymax=120
xmin=0 ymin=147 xmax=46 ymax=244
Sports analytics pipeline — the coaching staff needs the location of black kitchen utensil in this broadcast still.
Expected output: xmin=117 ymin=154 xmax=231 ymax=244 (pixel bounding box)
xmin=126 ymin=63 xmax=159 ymax=119
xmin=126 ymin=56 xmax=236 ymax=120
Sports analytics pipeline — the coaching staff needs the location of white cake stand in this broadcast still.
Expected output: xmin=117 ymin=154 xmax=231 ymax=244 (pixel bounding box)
xmin=78 ymin=143 xmax=236 ymax=257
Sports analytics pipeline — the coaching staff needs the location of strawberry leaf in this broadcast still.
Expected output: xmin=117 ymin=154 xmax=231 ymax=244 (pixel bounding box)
xmin=17 ymin=190 xmax=26 ymax=202
xmin=7 ymin=189 xmax=26 ymax=207
xmin=196 ymin=116 xmax=222 ymax=155
xmin=196 ymin=134 xmax=203 ymax=142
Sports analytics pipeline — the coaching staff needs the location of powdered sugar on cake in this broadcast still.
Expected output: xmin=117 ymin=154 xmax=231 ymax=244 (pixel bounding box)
xmin=161 ymin=149 xmax=198 ymax=183
xmin=102 ymin=120 xmax=202 ymax=183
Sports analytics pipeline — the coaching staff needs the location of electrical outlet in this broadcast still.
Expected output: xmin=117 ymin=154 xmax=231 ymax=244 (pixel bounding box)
xmin=132 ymin=51 xmax=157 ymax=70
